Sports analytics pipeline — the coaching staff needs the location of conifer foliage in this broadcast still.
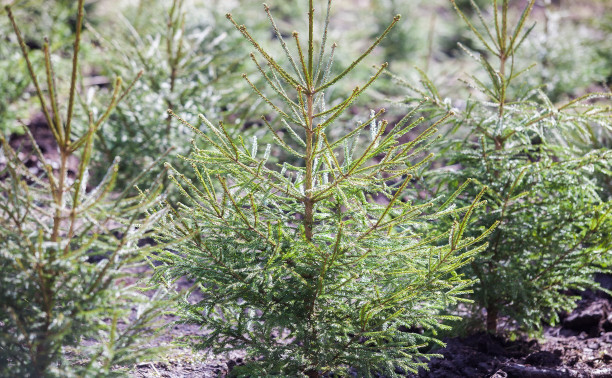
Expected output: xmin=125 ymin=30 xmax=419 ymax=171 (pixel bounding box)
xmin=407 ymin=0 xmax=612 ymax=333
xmin=87 ymin=0 xmax=248 ymax=187
xmin=155 ymin=1 xmax=495 ymax=375
xmin=0 ymin=1 xmax=166 ymax=375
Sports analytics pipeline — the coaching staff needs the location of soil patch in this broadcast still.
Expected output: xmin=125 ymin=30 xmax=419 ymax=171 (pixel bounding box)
xmin=411 ymin=288 xmax=612 ymax=378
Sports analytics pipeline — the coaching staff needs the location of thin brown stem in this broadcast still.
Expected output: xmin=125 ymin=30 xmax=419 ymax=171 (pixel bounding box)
xmin=304 ymin=89 xmax=315 ymax=241
xmin=51 ymin=151 xmax=68 ymax=243
xmin=307 ymin=0 xmax=314 ymax=78
xmin=64 ymin=0 xmax=85 ymax=141
xmin=486 ymin=304 xmax=498 ymax=333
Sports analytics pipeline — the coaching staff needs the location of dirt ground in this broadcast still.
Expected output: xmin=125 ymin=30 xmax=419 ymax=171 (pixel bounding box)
xmin=411 ymin=287 xmax=612 ymax=377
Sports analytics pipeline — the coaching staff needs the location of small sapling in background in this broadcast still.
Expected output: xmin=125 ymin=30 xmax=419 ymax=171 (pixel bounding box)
xmin=400 ymin=0 xmax=612 ymax=334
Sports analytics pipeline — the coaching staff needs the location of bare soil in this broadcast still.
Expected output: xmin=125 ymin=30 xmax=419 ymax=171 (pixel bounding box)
xmin=412 ymin=301 xmax=612 ymax=377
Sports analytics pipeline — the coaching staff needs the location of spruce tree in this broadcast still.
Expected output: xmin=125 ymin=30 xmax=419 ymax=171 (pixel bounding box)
xmin=154 ymin=1 xmax=494 ymax=375
xmin=400 ymin=0 xmax=612 ymax=334
xmin=1 ymin=1 xmax=167 ymax=375
xmin=85 ymin=0 xmax=250 ymax=188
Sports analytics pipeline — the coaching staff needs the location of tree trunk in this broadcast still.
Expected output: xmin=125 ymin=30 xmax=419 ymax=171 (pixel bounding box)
xmin=305 ymin=369 xmax=321 ymax=378
xmin=486 ymin=305 xmax=498 ymax=333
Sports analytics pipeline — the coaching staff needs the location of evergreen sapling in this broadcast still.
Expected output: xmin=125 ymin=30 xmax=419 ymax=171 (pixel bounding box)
xmin=85 ymin=0 xmax=251 ymax=188
xmin=155 ymin=1 xmax=495 ymax=376
xmin=402 ymin=0 xmax=612 ymax=333
xmin=1 ymin=1 xmax=168 ymax=375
